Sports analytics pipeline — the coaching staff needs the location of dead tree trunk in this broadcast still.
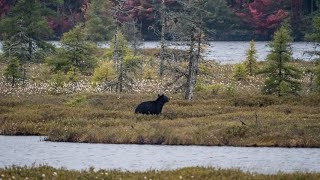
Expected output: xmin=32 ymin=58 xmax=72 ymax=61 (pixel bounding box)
xmin=185 ymin=27 xmax=196 ymax=100
xmin=159 ymin=0 xmax=166 ymax=77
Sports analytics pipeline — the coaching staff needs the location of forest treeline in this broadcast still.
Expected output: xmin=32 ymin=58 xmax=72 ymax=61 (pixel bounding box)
xmin=1 ymin=0 xmax=320 ymax=100
xmin=0 ymin=0 xmax=320 ymax=41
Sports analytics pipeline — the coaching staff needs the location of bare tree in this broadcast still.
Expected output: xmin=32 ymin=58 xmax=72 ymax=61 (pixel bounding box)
xmin=171 ymin=0 xmax=207 ymax=100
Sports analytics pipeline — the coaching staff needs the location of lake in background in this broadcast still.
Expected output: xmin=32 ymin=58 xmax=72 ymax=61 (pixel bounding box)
xmin=1 ymin=136 xmax=320 ymax=174
xmin=0 ymin=41 xmax=319 ymax=64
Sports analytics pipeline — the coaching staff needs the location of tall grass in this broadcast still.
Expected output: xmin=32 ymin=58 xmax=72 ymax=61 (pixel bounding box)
xmin=1 ymin=93 xmax=319 ymax=147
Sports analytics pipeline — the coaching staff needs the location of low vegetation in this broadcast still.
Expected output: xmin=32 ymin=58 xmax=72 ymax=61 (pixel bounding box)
xmin=0 ymin=91 xmax=319 ymax=147
xmin=1 ymin=57 xmax=320 ymax=147
xmin=1 ymin=166 xmax=320 ymax=180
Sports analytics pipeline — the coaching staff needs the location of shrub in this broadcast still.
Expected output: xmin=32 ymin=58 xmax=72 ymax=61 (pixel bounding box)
xmin=4 ymin=57 xmax=22 ymax=87
xmin=224 ymin=82 xmax=236 ymax=96
xmin=64 ymin=95 xmax=87 ymax=107
xmin=233 ymin=63 xmax=247 ymax=81
xmin=91 ymin=60 xmax=116 ymax=85
xmin=195 ymin=81 xmax=223 ymax=95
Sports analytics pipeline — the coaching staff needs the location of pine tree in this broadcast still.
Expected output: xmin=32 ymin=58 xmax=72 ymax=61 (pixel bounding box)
xmin=4 ymin=57 xmax=22 ymax=87
xmin=0 ymin=0 xmax=53 ymax=63
xmin=244 ymin=40 xmax=258 ymax=76
xmin=261 ymin=23 xmax=301 ymax=96
xmin=46 ymin=24 xmax=97 ymax=74
xmin=61 ymin=24 xmax=97 ymax=73
xmin=305 ymin=15 xmax=320 ymax=92
xmin=85 ymin=0 xmax=115 ymax=41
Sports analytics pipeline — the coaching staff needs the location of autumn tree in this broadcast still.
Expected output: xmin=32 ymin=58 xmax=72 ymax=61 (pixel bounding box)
xmin=261 ymin=23 xmax=301 ymax=96
xmin=233 ymin=0 xmax=289 ymax=39
xmin=0 ymin=0 xmax=16 ymax=17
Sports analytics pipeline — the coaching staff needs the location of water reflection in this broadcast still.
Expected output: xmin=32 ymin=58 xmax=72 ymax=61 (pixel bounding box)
xmin=1 ymin=136 xmax=320 ymax=174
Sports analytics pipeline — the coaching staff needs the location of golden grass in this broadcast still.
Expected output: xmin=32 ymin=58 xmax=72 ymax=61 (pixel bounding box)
xmin=0 ymin=59 xmax=319 ymax=146
xmin=0 ymin=93 xmax=319 ymax=147
xmin=1 ymin=166 xmax=320 ymax=180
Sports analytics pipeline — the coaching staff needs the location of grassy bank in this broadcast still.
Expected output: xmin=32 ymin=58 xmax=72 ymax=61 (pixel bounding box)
xmin=1 ymin=93 xmax=320 ymax=147
xmin=1 ymin=166 xmax=320 ymax=180
xmin=1 ymin=59 xmax=320 ymax=147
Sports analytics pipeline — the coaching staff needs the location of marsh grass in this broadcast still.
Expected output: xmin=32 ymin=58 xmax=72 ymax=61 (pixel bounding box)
xmin=0 ymin=60 xmax=320 ymax=146
xmin=1 ymin=165 xmax=320 ymax=180
xmin=0 ymin=93 xmax=319 ymax=147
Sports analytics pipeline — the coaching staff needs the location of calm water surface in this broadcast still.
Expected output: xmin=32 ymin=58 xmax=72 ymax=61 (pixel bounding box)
xmin=0 ymin=41 xmax=318 ymax=64
xmin=1 ymin=136 xmax=320 ymax=174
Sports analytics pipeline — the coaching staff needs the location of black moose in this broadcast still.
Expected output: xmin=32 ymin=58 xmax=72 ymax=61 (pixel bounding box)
xmin=135 ymin=94 xmax=170 ymax=115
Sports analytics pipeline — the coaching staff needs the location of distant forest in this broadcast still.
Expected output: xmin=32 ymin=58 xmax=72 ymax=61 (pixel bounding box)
xmin=0 ymin=0 xmax=319 ymax=41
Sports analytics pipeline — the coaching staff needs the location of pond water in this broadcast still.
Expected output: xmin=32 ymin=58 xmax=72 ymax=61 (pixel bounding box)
xmin=1 ymin=136 xmax=320 ymax=174
xmin=0 ymin=41 xmax=319 ymax=64
xmin=128 ymin=41 xmax=319 ymax=64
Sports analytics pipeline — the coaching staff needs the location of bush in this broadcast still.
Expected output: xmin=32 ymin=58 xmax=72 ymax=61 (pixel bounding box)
xmin=91 ymin=60 xmax=116 ymax=85
xmin=195 ymin=81 xmax=223 ymax=95
xmin=233 ymin=63 xmax=247 ymax=81
xmin=224 ymin=82 xmax=236 ymax=96
xmin=233 ymin=95 xmax=279 ymax=107
xmin=64 ymin=95 xmax=87 ymax=107
xmin=4 ymin=57 xmax=22 ymax=86
xmin=49 ymin=69 xmax=79 ymax=88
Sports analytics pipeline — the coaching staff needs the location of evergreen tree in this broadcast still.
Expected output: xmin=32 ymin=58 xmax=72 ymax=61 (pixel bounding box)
xmin=0 ymin=0 xmax=54 ymax=63
xmin=233 ymin=63 xmax=247 ymax=81
xmin=46 ymin=24 xmax=97 ymax=75
xmin=261 ymin=23 xmax=301 ymax=96
xmin=305 ymin=15 xmax=320 ymax=92
xmin=85 ymin=0 xmax=115 ymax=41
xmin=61 ymin=24 xmax=97 ymax=73
xmin=244 ymin=40 xmax=258 ymax=76
xmin=4 ymin=57 xmax=22 ymax=87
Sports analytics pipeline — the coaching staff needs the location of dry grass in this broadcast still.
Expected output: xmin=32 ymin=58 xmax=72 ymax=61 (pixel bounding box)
xmin=1 ymin=165 xmax=320 ymax=180
xmin=0 ymin=59 xmax=319 ymax=147
xmin=0 ymin=93 xmax=319 ymax=147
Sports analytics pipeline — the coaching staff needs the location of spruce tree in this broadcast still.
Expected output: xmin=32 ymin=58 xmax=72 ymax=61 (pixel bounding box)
xmin=244 ymin=40 xmax=258 ymax=76
xmin=46 ymin=24 xmax=97 ymax=74
xmin=4 ymin=57 xmax=22 ymax=87
xmin=261 ymin=24 xmax=301 ymax=96
xmin=305 ymin=15 xmax=320 ymax=92
xmin=0 ymin=0 xmax=53 ymax=63
xmin=85 ymin=0 xmax=115 ymax=42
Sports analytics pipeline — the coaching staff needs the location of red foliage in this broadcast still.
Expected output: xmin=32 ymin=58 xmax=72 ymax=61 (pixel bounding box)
xmin=46 ymin=0 xmax=88 ymax=37
xmin=114 ymin=0 xmax=176 ymax=23
xmin=0 ymin=0 xmax=14 ymax=17
xmin=233 ymin=0 xmax=289 ymax=36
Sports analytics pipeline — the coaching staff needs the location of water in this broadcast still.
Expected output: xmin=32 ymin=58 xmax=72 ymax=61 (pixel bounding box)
xmin=1 ymin=136 xmax=320 ymax=174
xmin=0 ymin=41 xmax=318 ymax=64
xmin=100 ymin=41 xmax=319 ymax=64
